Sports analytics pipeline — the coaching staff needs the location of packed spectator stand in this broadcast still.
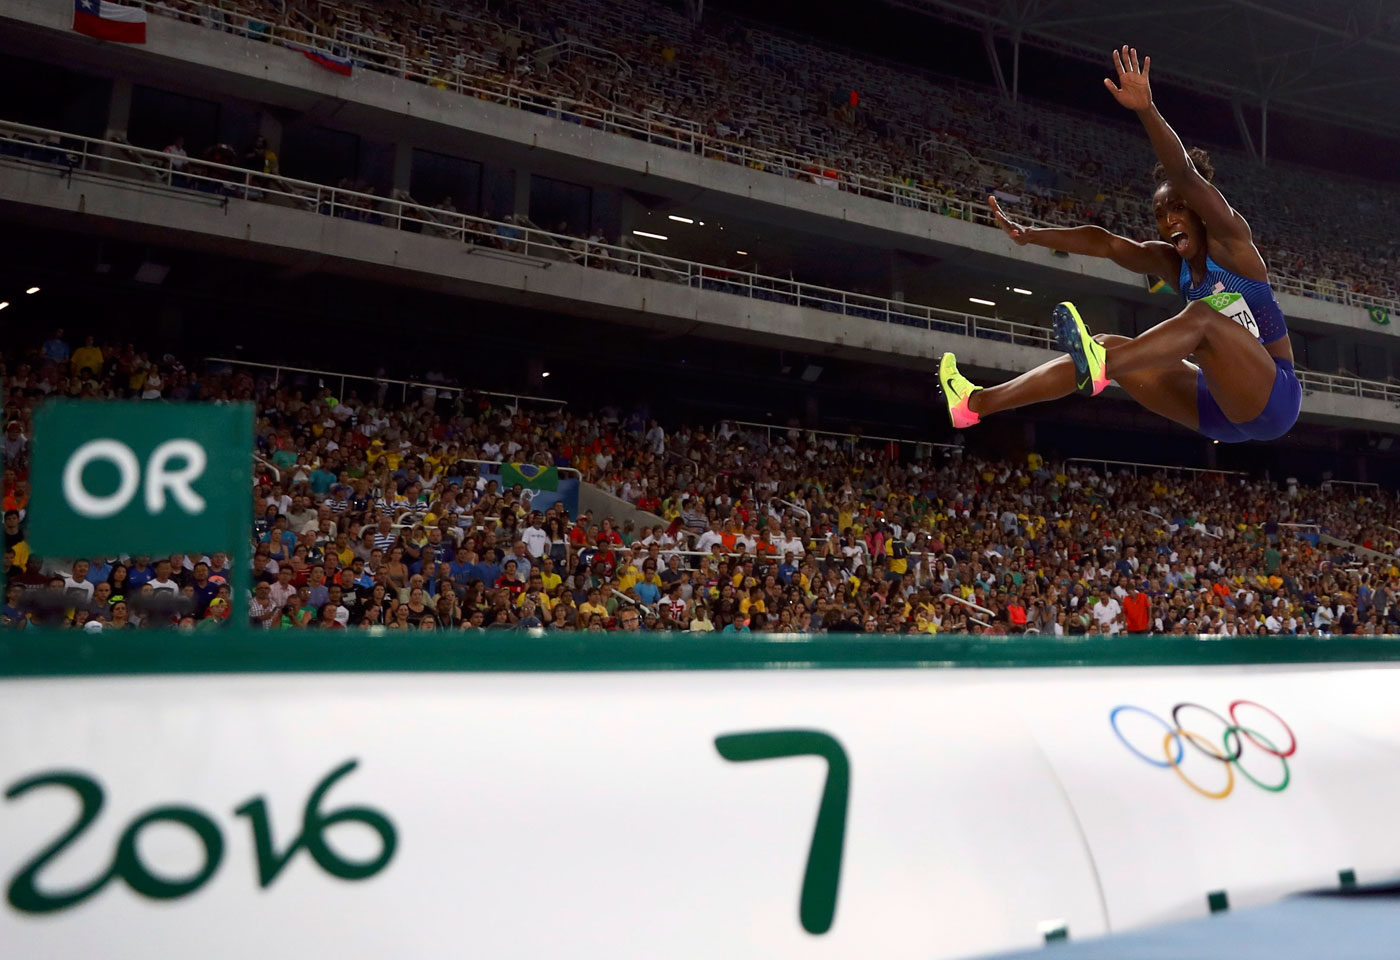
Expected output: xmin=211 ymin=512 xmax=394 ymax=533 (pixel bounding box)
xmin=6 ymin=334 xmax=1400 ymax=638
xmin=121 ymin=0 xmax=1397 ymax=310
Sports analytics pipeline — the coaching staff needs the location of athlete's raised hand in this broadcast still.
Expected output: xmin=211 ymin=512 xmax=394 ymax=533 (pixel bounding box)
xmin=1104 ymin=45 xmax=1152 ymax=111
xmin=988 ymin=196 xmax=1031 ymax=245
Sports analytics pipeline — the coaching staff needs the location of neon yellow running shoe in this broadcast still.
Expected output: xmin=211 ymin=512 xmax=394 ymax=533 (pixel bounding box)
xmin=1052 ymin=301 xmax=1109 ymax=396
xmin=938 ymin=353 xmax=983 ymax=428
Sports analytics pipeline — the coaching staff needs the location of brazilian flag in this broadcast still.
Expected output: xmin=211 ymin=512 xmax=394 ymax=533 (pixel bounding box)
xmin=501 ymin=462 xmax=559 ymax=491
xmin=1369 ymin=307 xmax=1390 ymax=326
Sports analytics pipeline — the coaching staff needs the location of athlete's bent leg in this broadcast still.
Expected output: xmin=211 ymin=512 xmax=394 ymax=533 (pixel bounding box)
xmin=1102 ymin=301 xmax=1277 ymax=422
xmin=1104 ymin=339 xmax=1200 ymax=432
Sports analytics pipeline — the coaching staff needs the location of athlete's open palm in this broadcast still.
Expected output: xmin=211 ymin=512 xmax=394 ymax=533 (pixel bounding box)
xmin=1104 ymin=45 xmax=1151 ymax=111
xmin=988 ymin=196 xmax=1030 ymax=244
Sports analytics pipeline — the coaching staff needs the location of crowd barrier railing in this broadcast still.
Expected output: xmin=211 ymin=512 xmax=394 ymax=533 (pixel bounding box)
xmin=726 ymin=420 xmax=959 ymax=452
xmin=1066 ymin=457 xmax=1248 ymax=477
xmin=452 ymin=458 xmax=583 ymax=483
xmin=204 ymin=357 xmax=565 ymax=410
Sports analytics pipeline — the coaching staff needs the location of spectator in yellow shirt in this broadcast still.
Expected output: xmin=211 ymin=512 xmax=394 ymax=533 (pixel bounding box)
xmin=70 ymin=336 xmax=104 ymax=377
xmin=578 ymin=588 xmax=609 ymax=623
xmin=516 ymin=576 xmax=555 ymax=614
xmin=739 ymin=586 xmax=766 ymax=616
xmin=538 ymin=557 xmax=562 ymax=593
xmin=885 ymin=537 xmax=908 ymax=576
xmin=615 ymin=554 xmax=640 ymax=591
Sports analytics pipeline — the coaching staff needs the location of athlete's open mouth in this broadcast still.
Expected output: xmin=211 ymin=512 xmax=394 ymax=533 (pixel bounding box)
xmin=1171 ymin=231 xmax=1189 ymax=252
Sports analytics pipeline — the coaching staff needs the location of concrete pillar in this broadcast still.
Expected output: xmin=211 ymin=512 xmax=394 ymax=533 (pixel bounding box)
xmin=617 ymin=195 xmax=649 ymax=247
xmin=513 ymin=171 xmax=531 ymax=220
xmin=890 ymin=250 xmax=914 ymax=303
xmin=392 ymin=141 xmax=413 ymax=195
xmin=479 ymin=165 xmax=514 ymax=220
xmin=590 ymin=187 xmax=623 ymax=244
xmin=1311 ymin=335 xmax=1340 ymax=373
xmin=158 ymin=302 xmax=182 ymax=341
xmin=258 ymin=111 xmax=284 ymax=156
xmin=105 ymin=77 xmax=133 ymax=140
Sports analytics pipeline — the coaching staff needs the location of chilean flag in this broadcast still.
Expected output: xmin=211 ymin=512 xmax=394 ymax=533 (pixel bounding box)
xmin=72 ymin=0 xmax=148 ymax=44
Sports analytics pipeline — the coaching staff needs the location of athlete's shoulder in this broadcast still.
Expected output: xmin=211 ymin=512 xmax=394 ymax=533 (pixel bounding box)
xmin=1206 ymin=237 xmax=1268 ymax=284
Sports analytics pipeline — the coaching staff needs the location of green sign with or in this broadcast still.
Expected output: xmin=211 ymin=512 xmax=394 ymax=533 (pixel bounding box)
xmin=28 ymin=401 xmax=253 ymax=558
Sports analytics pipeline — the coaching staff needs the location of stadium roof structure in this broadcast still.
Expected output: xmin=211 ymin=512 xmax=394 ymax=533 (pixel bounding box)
xmin=881 ymin=0 xmax=1400 ymax=146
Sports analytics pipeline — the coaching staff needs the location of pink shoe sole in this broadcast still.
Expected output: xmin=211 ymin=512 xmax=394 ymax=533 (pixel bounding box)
xmin=949 ymin=396 xmax=981 ymax=428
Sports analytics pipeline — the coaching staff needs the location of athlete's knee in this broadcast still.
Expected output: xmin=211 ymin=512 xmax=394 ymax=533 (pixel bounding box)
xmin=1180 ymin=299 xmax=1221 ymax=329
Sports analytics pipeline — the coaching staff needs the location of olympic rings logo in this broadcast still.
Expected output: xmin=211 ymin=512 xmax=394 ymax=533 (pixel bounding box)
xmin=1109 ymin=700 xmax=1297 ymax=799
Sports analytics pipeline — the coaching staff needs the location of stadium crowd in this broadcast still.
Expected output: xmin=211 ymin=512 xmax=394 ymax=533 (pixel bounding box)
xmin=140 ymin=0 xmax=1397 ymax=306
xmin=5 ymin=334 xmax=1400 ymax=638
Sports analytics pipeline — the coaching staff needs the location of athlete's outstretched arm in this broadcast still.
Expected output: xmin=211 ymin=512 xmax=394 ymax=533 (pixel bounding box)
xmin=988 ymin=196 xmax=1177 ymax=277
xmin=1103 ymin=46 xmax=1251 ymax=246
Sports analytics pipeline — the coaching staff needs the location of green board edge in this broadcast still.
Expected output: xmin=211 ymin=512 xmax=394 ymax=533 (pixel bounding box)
xmin=2 ymin=629 xmax=1400 ymax=677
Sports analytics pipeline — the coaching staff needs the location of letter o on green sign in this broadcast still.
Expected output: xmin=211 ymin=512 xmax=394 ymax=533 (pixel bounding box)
xmin=62 ymin=439 xmax=141 ymax=519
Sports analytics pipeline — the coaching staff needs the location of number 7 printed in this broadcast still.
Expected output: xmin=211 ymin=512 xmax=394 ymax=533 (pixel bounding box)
xmin=714 ymin=730 xmax=849 ymax=935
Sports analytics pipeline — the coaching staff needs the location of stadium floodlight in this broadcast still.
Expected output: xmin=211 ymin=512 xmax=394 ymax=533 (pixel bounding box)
xmin=25 ymin=286 xmax=40 ymax=294
xmin=0 ymin=302 xmax=8 ymax=310
xmin=633 ymin=230 xmax=668 ymax=240
xmin=1013 ymin=287 xmax=1032 ymax=295
xmin=736 ymin=250 xmax=749 ymax=255
xmin=541 ymin=371 xmax=551 ymax=378
xmin=667 ymin=215 xmax=694 ymax=224
xmin=969 ymin=297 xmax=996 ymax=306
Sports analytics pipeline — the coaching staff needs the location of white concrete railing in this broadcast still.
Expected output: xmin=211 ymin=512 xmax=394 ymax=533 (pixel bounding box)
xmin=1293 ymin=369 xmax=1400 ymax=405
xmin=103 ymin=0 xmax=1400 ymax=318
xmin=0 ymin=119 xmax=1056 ymax=350
xmin=9 ymin=118 xmax=1400 ymax=407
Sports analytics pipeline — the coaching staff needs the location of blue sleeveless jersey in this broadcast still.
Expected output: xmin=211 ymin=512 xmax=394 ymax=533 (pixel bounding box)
xmin=1177 ymin=255 xmax=1288 ymax=345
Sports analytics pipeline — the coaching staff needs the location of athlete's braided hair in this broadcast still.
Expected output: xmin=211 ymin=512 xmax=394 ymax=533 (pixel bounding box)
xmin=1152 ymin=147 xmax=1215 ymax=186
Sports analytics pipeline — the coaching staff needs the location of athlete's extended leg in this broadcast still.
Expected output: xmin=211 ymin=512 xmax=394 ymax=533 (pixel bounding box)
xmin=967 ymin=335 xmax=1198 ymax=428
xmin=967 ymin=354 xmax=1076 ymax=418
xmin=1100 ymin=300 xmax=1277 ymax=422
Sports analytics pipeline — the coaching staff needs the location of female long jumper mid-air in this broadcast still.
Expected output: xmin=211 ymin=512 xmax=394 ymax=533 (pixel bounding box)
xmin=939 ymin=46 xmax=1301 ymax=444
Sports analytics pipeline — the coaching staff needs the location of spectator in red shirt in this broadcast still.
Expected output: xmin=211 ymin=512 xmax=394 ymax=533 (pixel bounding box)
xmin=1122 ymin=584 xmax=1151 ymax=635
xmin=495 ymin=559 xmax=526 ymax=595
xmin=1006 ymin=598 xmax=1028 ymax=629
